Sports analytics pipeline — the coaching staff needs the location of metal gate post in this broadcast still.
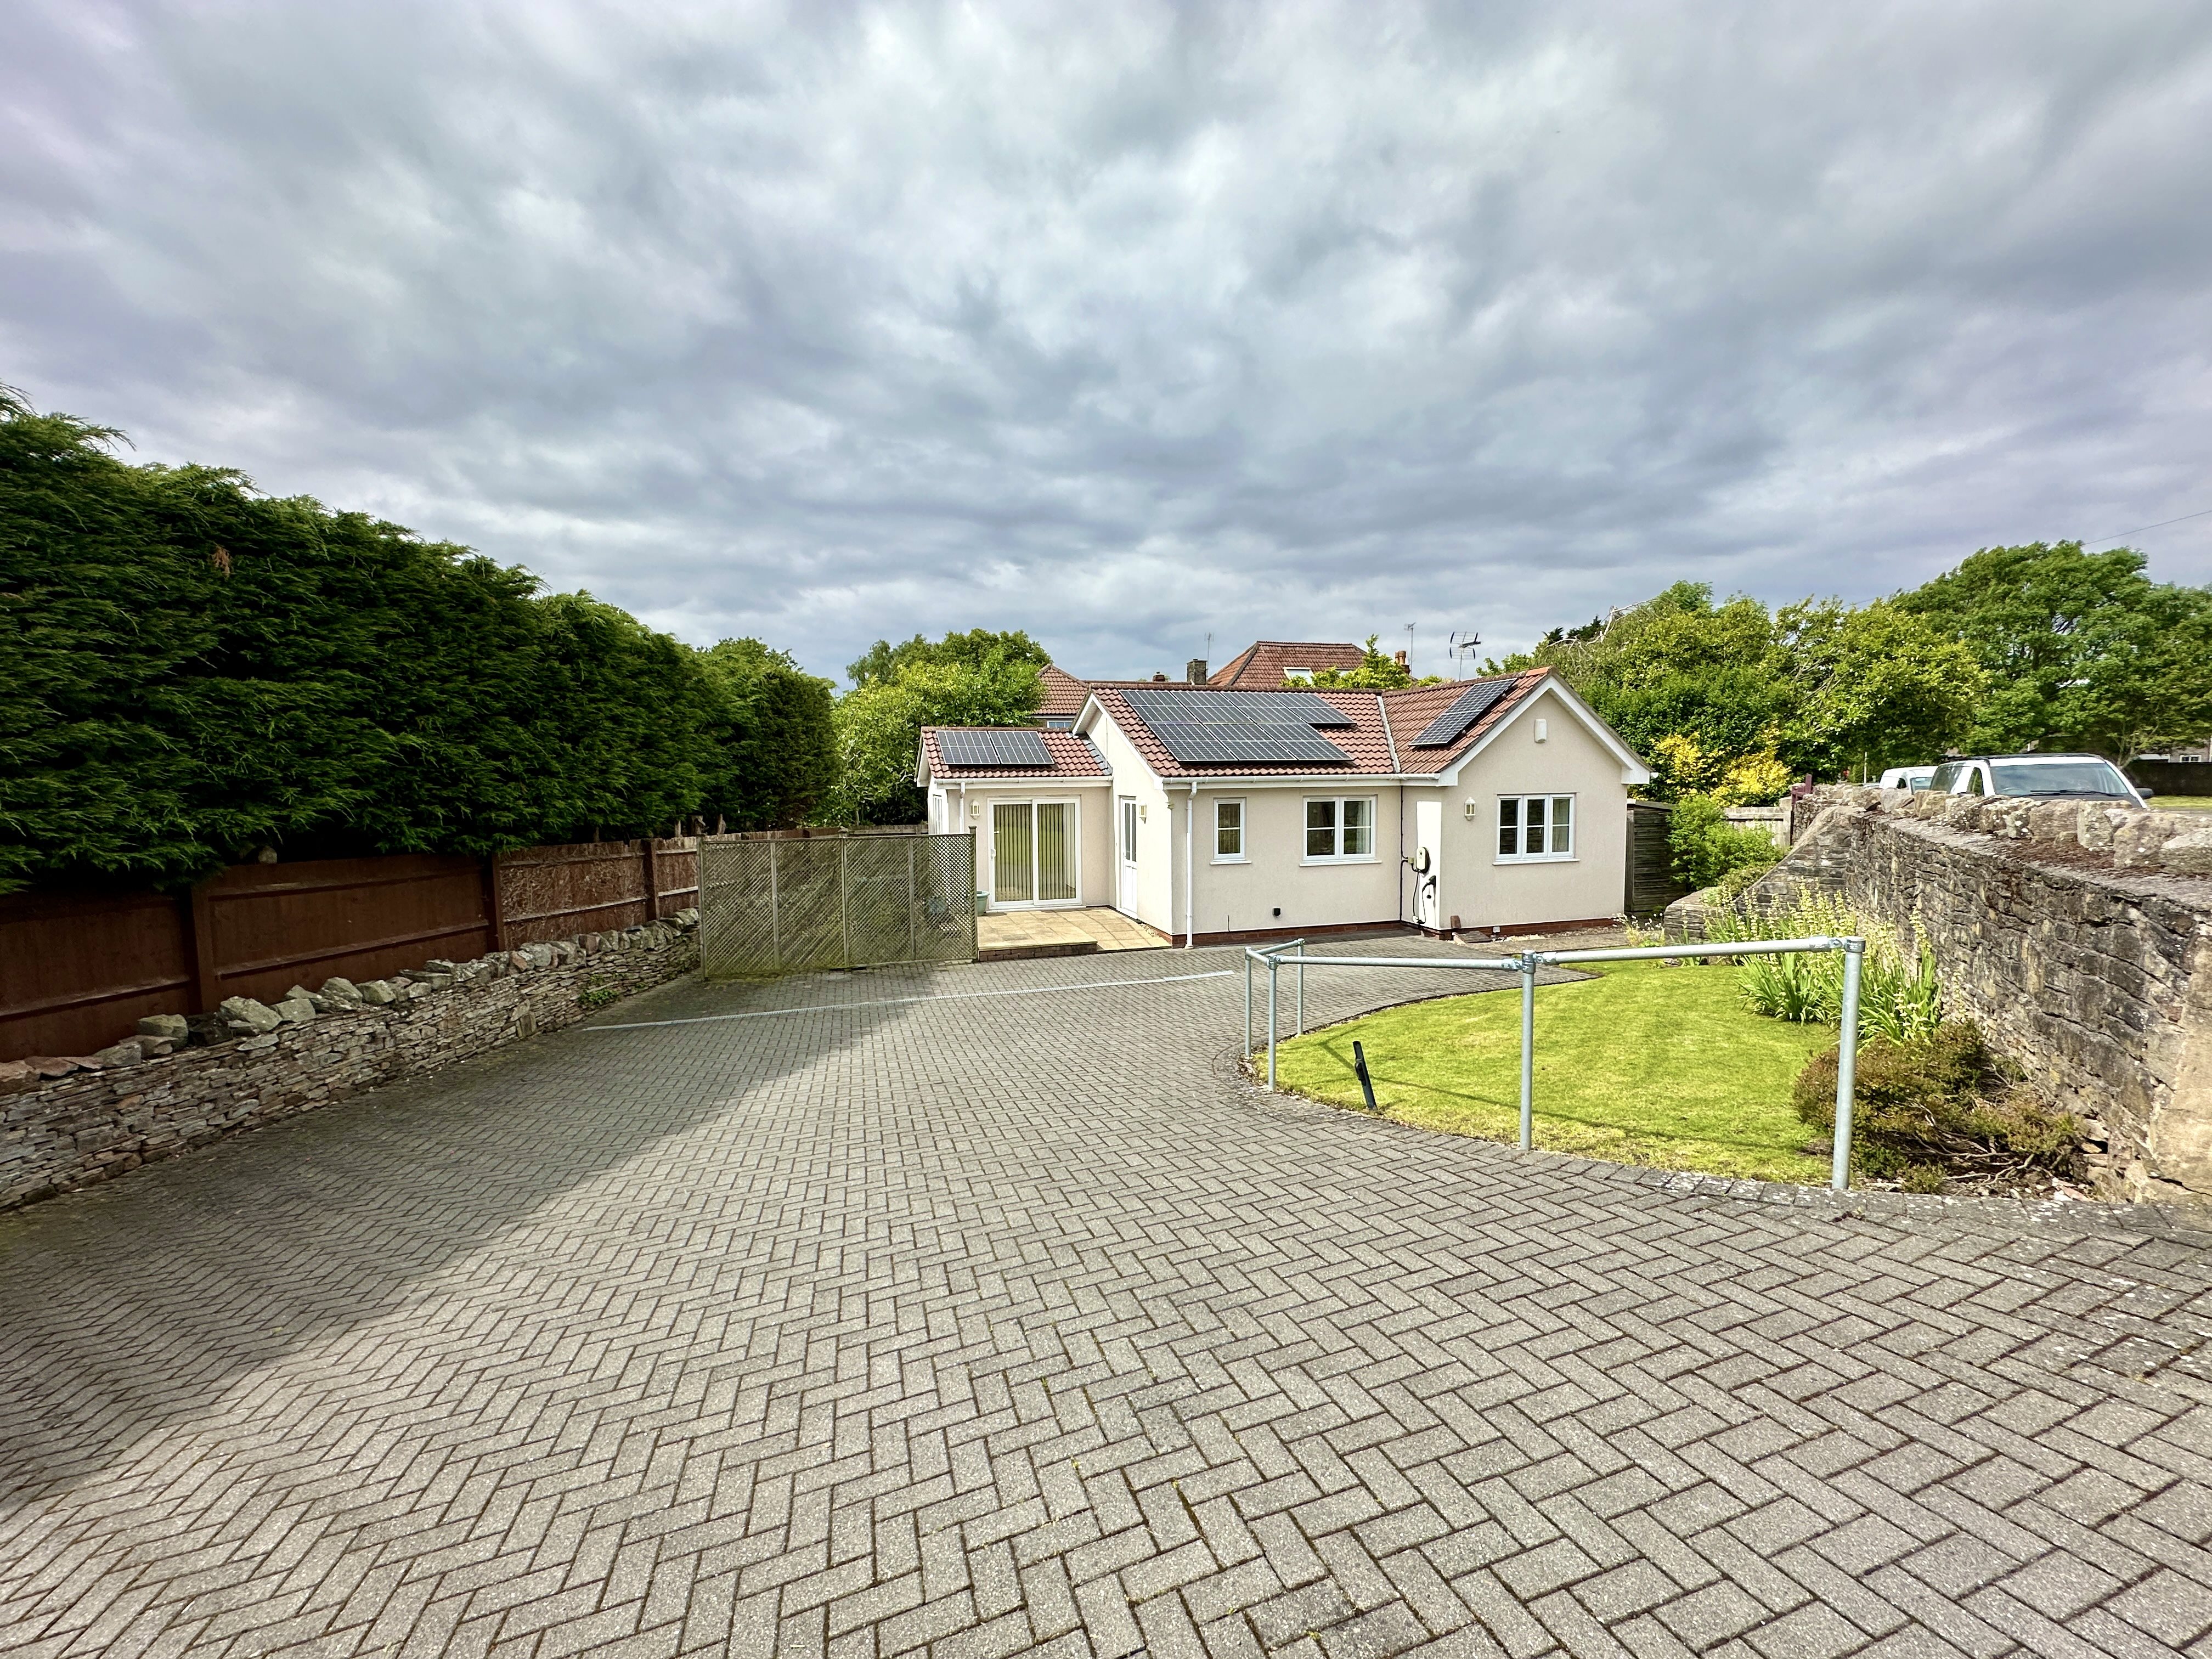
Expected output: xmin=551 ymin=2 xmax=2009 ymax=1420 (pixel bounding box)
xmin=1244 ymin=952 xmax=1253 ymax=1058
xmin=1296 ymin=940 xmax=1305 ymax=1036
xmin=1518 ymin=953 xmax=1536 ymax=1151
xmin=1267 ymin=956 xmax=1279 ymax=1091
xmin=907 ymin=839 xmax=917 ymax=963
xmin=1831 ymin=938 xmax=1866 ymax=1190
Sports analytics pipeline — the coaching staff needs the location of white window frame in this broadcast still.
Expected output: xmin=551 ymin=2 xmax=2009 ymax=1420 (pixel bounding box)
xmin=1497 ymin=794 xmax=1576 ymax=864
xmin=1212 ymin=797 xmax=1248 ymax=863
xmin=1303 ymin=795 xmax=1378 ymax=865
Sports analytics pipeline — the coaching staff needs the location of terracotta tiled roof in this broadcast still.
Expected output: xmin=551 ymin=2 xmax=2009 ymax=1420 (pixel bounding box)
xmin=1034 ymin=664 xmax=1182 ymax=724
xmin=1036 ymin=665 xmax=1091 ymax=720
xmin=918 ymin=727 xmax=1110 ymax=781
xmin=1089 ymin=669 xmax=1549 ymax=779
xmin=1207 ymin=641 xmax=1367 ymax=688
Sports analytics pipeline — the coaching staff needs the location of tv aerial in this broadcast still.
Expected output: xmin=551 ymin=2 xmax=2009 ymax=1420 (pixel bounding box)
xmin=1447 ymin=630 xmax=1482 ymax=679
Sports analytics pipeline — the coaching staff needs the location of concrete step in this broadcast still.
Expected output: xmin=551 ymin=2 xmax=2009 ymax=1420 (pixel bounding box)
xmin=977 ymin=939 xmax=1103 ymax=963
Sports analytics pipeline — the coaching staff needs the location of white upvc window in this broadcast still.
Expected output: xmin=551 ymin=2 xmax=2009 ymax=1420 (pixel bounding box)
xmin=1498 ymin=794 xmax=1575 ymax=862
xmin=1214 ymin=798 xmax=1246 ymax=862
xmin=1304 ymin=796 xmax=1376 ymax=862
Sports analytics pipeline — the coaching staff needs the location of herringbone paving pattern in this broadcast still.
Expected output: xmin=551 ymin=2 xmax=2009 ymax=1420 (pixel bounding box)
xmin=2 ymin=941 xmax=2210 ymax=1659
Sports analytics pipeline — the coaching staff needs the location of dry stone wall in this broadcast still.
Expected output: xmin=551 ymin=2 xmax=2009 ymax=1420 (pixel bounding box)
xmin=0 ymin=913 xmax=699 ymax=1213
xmin=1677 ymin=787 xmax=2212 ymax=1203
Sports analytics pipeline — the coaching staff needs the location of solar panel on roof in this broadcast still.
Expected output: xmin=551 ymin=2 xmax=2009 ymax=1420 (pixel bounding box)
xmin=937 ymin=729 xmax=1052 ymax=768
xmin=1146 ymin=721 xmax=1350 ymax=765
xmin=1412 ymin=679 xmax=1514 ymax=747
xmin=1121 ymin=687 xmax=1355 ymax=727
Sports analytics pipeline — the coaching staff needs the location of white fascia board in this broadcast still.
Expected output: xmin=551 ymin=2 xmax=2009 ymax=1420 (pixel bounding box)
xmin=1440 ymin=678 xmax=1653 ymax=787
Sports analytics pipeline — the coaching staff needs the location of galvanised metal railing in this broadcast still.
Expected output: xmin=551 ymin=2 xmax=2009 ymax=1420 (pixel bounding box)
xmin=1246 ymin=936 xmax=1868 ymax=1190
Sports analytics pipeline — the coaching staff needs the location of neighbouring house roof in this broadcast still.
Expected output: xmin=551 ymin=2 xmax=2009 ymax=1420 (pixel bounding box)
xmin=1207 ymin=641 xmax=1367 ymax=687
xmin=917 ymin=727 xmax=1111 ymax=783
xmin=1036 ymin=665 xmax=1091 ymax=721
xmin=1087 ymin=669 xmax=1556 ymax=780
xmin=1035 ymin=663 xmax=1187 ymax=726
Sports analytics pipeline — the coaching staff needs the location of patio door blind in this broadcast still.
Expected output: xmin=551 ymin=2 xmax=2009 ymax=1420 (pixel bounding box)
xmin=992 ymin=804 xmax=1034 ymax=902
xmin=1036 ymin=803 xmax=1074 ymax=901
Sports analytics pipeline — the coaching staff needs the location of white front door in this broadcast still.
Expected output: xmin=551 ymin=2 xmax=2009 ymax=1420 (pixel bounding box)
xmin=989 ymin=799 xmax=1080 ymax=909
xmin=1116 ymin=797 xmax=1138 ymax=915
xmin=1414 ymin=799 xmax=1443 ymax=930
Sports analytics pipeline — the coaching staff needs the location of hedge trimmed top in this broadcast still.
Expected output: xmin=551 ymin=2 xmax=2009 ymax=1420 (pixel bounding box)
xmin=0 ymin=389 xmax=832 ymax=891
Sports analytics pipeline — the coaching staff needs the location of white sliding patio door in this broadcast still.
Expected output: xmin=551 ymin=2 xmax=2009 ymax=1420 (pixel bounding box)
xmin=990 ymin=800 xmax=1078 ymax=907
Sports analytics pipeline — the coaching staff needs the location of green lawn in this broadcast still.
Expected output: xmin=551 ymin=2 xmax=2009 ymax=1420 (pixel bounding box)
xmin=1270 ymin=960 xmax=1834 ymax=1182
xmin=2151 ymin=795 xmax=2212 ymax=812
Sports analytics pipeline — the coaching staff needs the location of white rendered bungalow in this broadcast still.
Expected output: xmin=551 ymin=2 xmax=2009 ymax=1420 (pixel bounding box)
xmin=921 ymin=668 xmax=1650 ymax=944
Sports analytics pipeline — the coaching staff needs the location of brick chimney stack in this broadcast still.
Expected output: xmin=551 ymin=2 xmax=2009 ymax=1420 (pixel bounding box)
xmin=1394 ymin=649 xmax=1408 ymax=668
xmin=1186 ymin=658 xmax=1207 ymax=684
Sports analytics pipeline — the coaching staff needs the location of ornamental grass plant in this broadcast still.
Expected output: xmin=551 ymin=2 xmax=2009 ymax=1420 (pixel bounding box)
xmin=1702 ymin=889 xmax=1944 ymax=1043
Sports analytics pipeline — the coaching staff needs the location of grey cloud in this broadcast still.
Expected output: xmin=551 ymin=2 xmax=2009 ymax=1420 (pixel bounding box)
xmin=4 ymin=0 xmax=2209 ymax=682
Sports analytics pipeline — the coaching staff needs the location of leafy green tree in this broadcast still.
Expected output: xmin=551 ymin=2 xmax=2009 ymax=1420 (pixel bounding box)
xmin=823 ymin=651 xmax=1045 ymax=825
xmin=845 ymin=627 xmax=1051 ymax=688
xmin=1895 ymin=542 xmax=2212 ymax=758
xmin=1776 ymin=599 xmax=1985 ymax=780
xmin=1302 ymin=635 xmax=1443 ymax=689
xmin=1516 ymin=582 xmax=1987 ymax=795
xmin=1523 ymin=583 xmax=1795 ymax=799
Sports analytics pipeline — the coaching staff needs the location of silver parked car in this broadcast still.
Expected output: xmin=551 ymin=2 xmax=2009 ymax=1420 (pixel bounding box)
xmin=1927 ymin=753 xmax=2149 ymax=806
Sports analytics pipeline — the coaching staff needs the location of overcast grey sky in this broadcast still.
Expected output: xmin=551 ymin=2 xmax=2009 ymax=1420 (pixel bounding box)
xmin=6 ymin=2 xmax=2210 ymax=682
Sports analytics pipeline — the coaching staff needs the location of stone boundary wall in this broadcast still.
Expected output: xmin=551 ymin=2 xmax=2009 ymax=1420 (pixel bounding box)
xmin=1681 ymin=786 xmax=2211 ymax=1203
xmin=0 ymin=913 xmax=699 ymax=1214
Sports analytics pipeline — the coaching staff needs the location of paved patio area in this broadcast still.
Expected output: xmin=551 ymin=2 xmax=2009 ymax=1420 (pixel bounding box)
xmin=3 ymin=938 xmax=2210 ymax=1659
xmin=978 ymin=907 xmax=1167 ymax=959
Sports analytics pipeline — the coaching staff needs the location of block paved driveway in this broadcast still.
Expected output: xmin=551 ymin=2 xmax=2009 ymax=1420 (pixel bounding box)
xmin=4 ymin=939 xmax=2212 ymax=1659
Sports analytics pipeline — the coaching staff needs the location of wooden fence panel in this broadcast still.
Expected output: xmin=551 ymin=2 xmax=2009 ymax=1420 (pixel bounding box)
xmin=650 ymin=838 xmax=699 ymax=916
xmin=1624 ymin=802 xmax=1683 ymax=917
xmin=0 ymin=888 xmax=194 ymax=1060
xmin=498 ymin=842 xmax=646 ymax=947
xmin=1 ymin=837 xmax=706 ymax=1060
xmin=201 ymin=855 xmax=492 ymax=1009
xmin=496 ymin=838 xmax=701 ymax=949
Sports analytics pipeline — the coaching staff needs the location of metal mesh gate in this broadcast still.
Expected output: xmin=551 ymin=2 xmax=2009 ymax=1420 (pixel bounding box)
xmin=697 ymin=833 xmax=977 ymax=978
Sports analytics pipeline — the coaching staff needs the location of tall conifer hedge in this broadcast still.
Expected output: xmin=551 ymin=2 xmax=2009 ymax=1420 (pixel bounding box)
xmin=0 ymin=388 xmax=831 ymax=892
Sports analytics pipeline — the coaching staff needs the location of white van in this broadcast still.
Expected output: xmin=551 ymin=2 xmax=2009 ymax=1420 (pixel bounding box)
xmin=1927 ymin=754 xmax=2148 ymax=807
xmin=1878 ymin=766 xmax=1938 ymax=792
